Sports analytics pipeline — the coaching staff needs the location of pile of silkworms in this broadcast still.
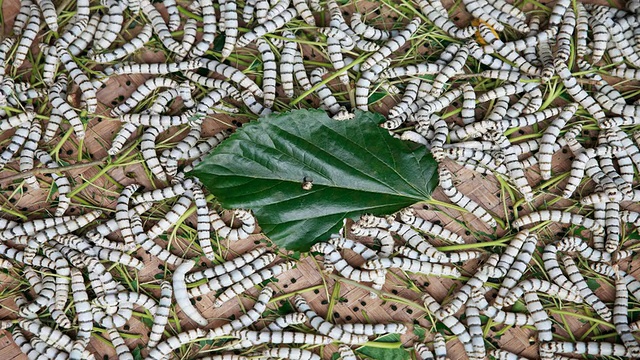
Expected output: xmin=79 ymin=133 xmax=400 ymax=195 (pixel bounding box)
xmin=3 ymin=0 xmax=640 ymax=358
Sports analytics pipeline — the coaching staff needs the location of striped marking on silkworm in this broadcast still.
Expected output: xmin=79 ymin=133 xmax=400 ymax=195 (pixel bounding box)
xmin=293 ymin=294 xmax=369 ymax=344
xmin=210 ymin=209 xmax=256 ymax=241
xmin=361 ymin=17 xmax=421 ymax=71
xmin=187 ymin=252 xmax=276 ymax=298
xmin=422 ymin=293 xmax=474 ymax=358
xmin=145 ymin=329 xmax=207 ymax=360
xmin=267 ymin=313 xmax=309 ymax=331
xmin=213 ymin=261 xmax=295 ymax=307
xmin=362 ymin=257 xmax=461 ymax=277
xmin=13 ymin=5 xmax=40 ymax=68
xmin=237 ymin=8 xmax=298 ymax=47
xmin=561 ymin=256 xmax=611 ymax=321
xmin=230 ymin=329 xmax=333 ymax=347
xmin=115 ymin=184 xmax=139 ymax=251
xmin=147 ymin=281 xmax=172 ymax=349
xmin=539 ymin=340 xmax=633 ymax=357
xmin=502 ymin=278 xmax=582 ymax=308
xmin=0 ymin=119 xmax=30 ymax=172
xmin=221 ymin=0 xmax=238 ymax=59
xmin=538 ymin=103 xmax=578 ymax=179
xmin=310 ymin=67 xmax=341 ymax=114
xmin=513 ymin=210 xmax=604 ymax=236
xmin=438 ymin=167 xmax=496 ymax=227
xmin=256 ymin=38 xmax=277 ymax=108
xmin=131 ymin=214 xmax=184 ymax=265
xmin=33 ymin=150 xmax=71 ymax=216
xmin=94 ymin=0 xmax=123 ymax=51
xmin=140 ymin=0 xmax=187 ymax=55
xmin=494 ymin=232 xmax=537 ymax=308
xmin=56 ymin=43 xmax=97 ymax=113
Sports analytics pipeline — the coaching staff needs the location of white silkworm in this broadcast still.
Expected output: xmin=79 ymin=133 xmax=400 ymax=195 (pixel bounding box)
xmin=210 ymin=209 xmax=256 ymax=241
xmin=187 ymin=252 xmax=276 ymax=298
xmin=293 ymin=295 xmax=369 ymax=344
xmin=140 ymin=0 xmax=187 ymax=56
xmin=237 ymin=8 xmax=297 ymax=47
xmin=438 ymin=167 xmax=496 ymax=227
xmin=221 ymin=0 xmax=238 ymax=59
xmin=173 ymin=260 xmax=208 ymax=326
xmin=146 ymin=329 xmax=207 ymax=360
xmin=361 ymin=18 xmax=421 ymax=71
xmin=56 ymin=43 xmax=97 ymax=113
xmin=213 ymin=261 xmax=295 ymax=307
xmin=261 ymin=347 xmax=321 ymax=360
xmin=310 ymin=67 xmax=340 ymax=114
xmin=514 ymin=210 xmax=604 ymax=236
xmin=538 ymin=103 xmax=578 ymax=179
xmin=14 ymin=5 xmax=40 ymax=68
xmin=34 ymin=150 xmax=71 ymax=216
xmin=146 ymin=281 xmax=171 ymax=349
xmin=267 ymin=313 xmax=309 ymax=331
xmin=561 ymin=256 xmax=611 ymax=321
xmin=256 ymin=38 xmax=277 ymax=108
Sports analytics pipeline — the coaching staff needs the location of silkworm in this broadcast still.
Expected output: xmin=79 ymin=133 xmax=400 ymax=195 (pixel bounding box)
xmin=554 ymin=59 xmax=606 ymax=124
xmin=70 ymin=268 xmax=92 ymax=359
xmin=267 ymin=313 xmax=309 ymax=331
xmin=187 ymin=252 xmax=276 ymax=297
xmin=293 ymin=295 xmax=369 ymax=344
xmin=540 ymin=340 xmax=633 ymax=357
xmin=140 ymin=0 xmax=187 ymax=56
xmin=145 ymin=281 xmax=172 ymax=349
xmin=94 ymin=0 xmax=123 ymax=51
xmin=201 ymin=59 xmax=264 ymax=97
xmin=210 ymin=209 xmax=256 ymax=241
xmin=237 ymin=8 xmax=297 ymax=47
xmin=261 ymin=347 xmax=321 ymax=360
xmin=361 ymin=18 xmax=421 ymax=71
xmin=92 ymin=24 xmax=153 ymax=63
xmin=93 ymin=292 xmax=158 ymax=315
xmin=146 ymin=329 xmax=207 ymax=360
xmin=56 ymin=43 xmax=98 ymax=113
xmin=538 ymin=103 xmax=578 ymax=179
xmin=131 ymin=214 xmax=184 ymax=265
xmin=13 ymin=5 xmax=40 ymax=68
xmin=363 ymin=257 xmax=461 ymax=278
xmin=438 ymin=167 xmax=496 ymax=227
xmin=230 ymin=329 xmax=332 ymax=347
xmin=33 ymin=150 xmax=71 ymax=216
xmin=502 ymin=278 xmax=582 ymax=308
xmin=494 ymin=232 xmax=537 ymax=308
xmin=514 ymin=210 xmax=604 ymax=235
xmin=349 ymin=225 xmax=394 ymax=257
xmin=13 ymin=0 xmax=33 ymax=35
xmin=293 ymin=0 xmax=315 ymax=25
xmin=139 ymin=126 xmax=169 ymax=181
xmin=335 ymin=323 xmax=407 ymax=336
xmin=422 ymin=293 xmax=474 ymax=358
xmin=221 ymin=0 xmax=238 ymax=59
xmin=255 ymin=38 xmax=277 ymax=108
xmin=173 ymin=259 xmax=208 ymax=326
xmin=213 ymin=261 xmax=295 ymax=307
xmin=561 ymin=256 xmax=611 ymax=321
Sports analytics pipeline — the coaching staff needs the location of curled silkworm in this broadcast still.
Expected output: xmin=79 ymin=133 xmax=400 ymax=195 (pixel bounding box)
xmin=174 ymin=260 xmax=208 ymax=326
xmin=293 ymin=295 xmax=369 ymax=344
xmin=213 ymin=261 xmax=295 ymax=307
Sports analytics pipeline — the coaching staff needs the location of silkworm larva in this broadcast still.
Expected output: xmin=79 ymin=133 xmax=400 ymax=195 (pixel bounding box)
xmin=130 ymin=214 xmax=184 ymax=265
xmin=94 ymin=292 xmax=158 ymax=315
xmin=187 ymin=253 xmax=276 ymax=298
xmin=213 ymin=261 xmax=295 ymax=307
xmin=312 ymin=242 xmax=385 ymax=282
xmin=173 ymin=260 xmax=208 ymax=326
xmin=210 ymin=209 xmax=256 ymax=241
xmin=561 ymin=256 xmax=611 ymax=321
xmin=554 ymin=59 xmax=606 ymax=124
xmin=538 ymin=103 xmax=578 ymax=179
xmin=186 ymin=247 xmax=270 ymax=283
xmin=335 ymin=323 xmax=407 ymax=336
xmin=539 ymin=341 xmax=632 ymax=357
xmin=350 ymin=12 xmax=396 ymax=40
xmin=438 ymin=167 xmax=496 ymax=227
xmin=513 ymin=210 xmax=604 ymax=236
xmin=309 ymin=67 xmax=341 ymax=114
xmin=542 ymin=242 xmax=582 ymax=299
xmin=201 ymin=59 xmax=264 ymax=97
xmin=56 ymin=43 xmax=97 ymax=113
xmin=13 ymin=5 xmax=40 ymax=68
xmin=139 ymin=126 xmax=168 ymax=182
xmin=502 ymin=278 xmax=582 ymax=308
xmin=48 ymin=75 xmax=85 ymax=140
xmin=140 ymin=0 xmax=187 ymax=55
xmin=361 ymin=18 xmax=421 ymax=71
xmin=279 ymin=31 xmax=297 ymax=98
xmin=94 ymin=0 xmax=123 ymax=51
xmin=255 ymin=38 xmax=277 ymax=108
xmin=19 ymin=319 xmax=74 ymax=353
xmin=92 ymin=23 xmax=153 ymax=63
xmin=114 ymin=184 xmax=140 ymax=251
xmin=221 ymin=0 xmax=238 ymax=59
xmin=69 ymin=268 xmax=92 ymax=359
xmin=237 ymin=8 xmax=297 ymax=47
xmin=267 ymin=313 xmax=309 ymax=331
xmin=422 ymin=293 xmax=474 ymax=358
xmin=494 ymin=233 xmax=537 ymax=308
xmin=293 ymin=295 xmax=369 ymax=344
xmin=261 ymin=348 xmax=321 ymax=360
xmin=32 ymin=150 xmax=71 ymax=216
xmin=135 ymin=279 xmax=168 ymax=349
xmin=230 ymin=329 xmax=333 ymax=346
xmin=0 ymin=118 xmax=30 ymax=172
xmin=146 ymin=329 xmax=207 ymax=360
xmin=415 ymin=0 xmax=474 ymax=39
xmin=363 ymin=257 xmax=461 ymax=277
